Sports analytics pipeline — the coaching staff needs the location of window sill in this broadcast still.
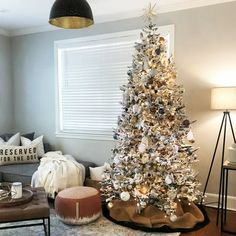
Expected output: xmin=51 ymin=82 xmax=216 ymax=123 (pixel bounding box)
xmin=55 ymin=131 xmax=114 ymax=141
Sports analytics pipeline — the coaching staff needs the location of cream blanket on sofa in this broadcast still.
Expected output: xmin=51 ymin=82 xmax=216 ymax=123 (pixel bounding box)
xmin=31 ymin=151 xmax=85 ymax=198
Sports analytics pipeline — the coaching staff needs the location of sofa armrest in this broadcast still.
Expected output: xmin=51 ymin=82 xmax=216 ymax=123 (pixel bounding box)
xmin=77 ymin=160 xmax=96 ymax=178
xmin=84 ymin=178 xmax=101 ymax=191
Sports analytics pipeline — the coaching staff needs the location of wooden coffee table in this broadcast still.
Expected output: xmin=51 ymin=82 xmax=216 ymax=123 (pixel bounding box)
xmin=0 ymin=187 xmax=50 ymax=236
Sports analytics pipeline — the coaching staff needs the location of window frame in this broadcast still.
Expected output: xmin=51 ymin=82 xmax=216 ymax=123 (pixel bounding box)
xmin=55 ymin=25 xmax=175 ymax=140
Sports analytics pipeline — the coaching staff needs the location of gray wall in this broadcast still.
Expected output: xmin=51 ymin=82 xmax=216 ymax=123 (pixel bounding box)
xmin=11 ymin=2 xmax=236 ymax=195
xmin=0 ymin=35 xmax=14 ymax=133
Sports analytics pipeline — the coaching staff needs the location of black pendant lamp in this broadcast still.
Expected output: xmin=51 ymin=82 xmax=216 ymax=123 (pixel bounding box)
xmin=49 ymin=0 xmax=94 ymax=29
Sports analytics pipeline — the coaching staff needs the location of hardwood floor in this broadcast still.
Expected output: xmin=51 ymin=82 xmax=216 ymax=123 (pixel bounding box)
xmin=181 ymin=207 xmax=236 ymax=236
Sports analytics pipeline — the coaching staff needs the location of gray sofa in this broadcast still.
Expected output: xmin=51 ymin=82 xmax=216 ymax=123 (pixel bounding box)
xmin=0 ymin=132 xmax=96 ymax=185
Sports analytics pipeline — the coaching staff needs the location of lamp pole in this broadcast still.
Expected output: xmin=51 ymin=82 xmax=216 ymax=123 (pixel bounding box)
xmin=201 ymin=110 xmax=236 ymax=225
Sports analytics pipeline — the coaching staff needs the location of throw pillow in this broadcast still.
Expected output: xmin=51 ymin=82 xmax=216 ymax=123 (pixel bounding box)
xmin=21 ymin=132 xmax=35 ymax=141
xmin=89 ymin=162 xmax=111 ymax=181
xmin=0 ymin=145 xmax=38 ymax=166
xmin=89 ymin=165 xmax=105 ymax=181
xmin=21 ymin=135 xmax=45 ymax=158
xmin=0 ymin=132 xmax=35 ymax=142
xmin=0 ymin=133 xmax=20 ymax=146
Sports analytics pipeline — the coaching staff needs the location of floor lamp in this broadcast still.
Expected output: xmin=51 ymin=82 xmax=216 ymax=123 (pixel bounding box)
xmin=201 ymin=87 xmax=236 ymax=225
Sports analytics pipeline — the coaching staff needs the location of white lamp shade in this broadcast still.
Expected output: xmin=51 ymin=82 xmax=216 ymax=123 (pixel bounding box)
xmin=211 ymin=87 xmax=236 ymax=110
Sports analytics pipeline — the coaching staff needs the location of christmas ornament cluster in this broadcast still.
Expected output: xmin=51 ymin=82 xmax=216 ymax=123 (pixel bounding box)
xmin=101 ymin=23 xmax=202 ymax=220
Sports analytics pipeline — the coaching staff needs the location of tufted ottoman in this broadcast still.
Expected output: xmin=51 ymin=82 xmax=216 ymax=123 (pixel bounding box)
xmin=55 ymin=186 xmax=101 ymax=225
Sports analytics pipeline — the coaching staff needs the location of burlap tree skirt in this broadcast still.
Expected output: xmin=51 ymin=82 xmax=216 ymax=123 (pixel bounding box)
xmin=102 ymin=200 xmax=209 ymax=232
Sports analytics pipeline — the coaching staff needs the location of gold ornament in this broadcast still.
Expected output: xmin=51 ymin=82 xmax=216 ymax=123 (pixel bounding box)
xmin=107 ymin=202 xmax=114 ymax=209
xmin=139 ymin=185 xmax=149 ymax=194
xmin=181 ymin=186 xmax=189 ymax=193
xmin=171 ymin=202 xmax=177 ymax=209
xmin=141 ymin=154 xmax=149 ymax=164
xmin=160 ymin=188 xmax=166 ymax=194
xmin=158 ymin=37 xmax=165 ymax=44
xmin=148 ymin=61 xmax=153 ymax=67
xmin=136 ymin=184 xmax=141 ymax=190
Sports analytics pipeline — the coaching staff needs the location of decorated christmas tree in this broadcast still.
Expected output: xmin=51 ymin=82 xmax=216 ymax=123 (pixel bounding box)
xmin=101 ymin=5 xmax=204 ymax=228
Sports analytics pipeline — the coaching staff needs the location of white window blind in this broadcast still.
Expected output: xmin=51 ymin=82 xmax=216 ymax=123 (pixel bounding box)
xmin=55 ymin=26 xmax=174 ymax=140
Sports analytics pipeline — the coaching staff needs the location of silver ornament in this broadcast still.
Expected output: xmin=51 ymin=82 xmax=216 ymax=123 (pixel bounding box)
xmin=170 ymin=214 xmax=178 ymax=222
xmin=165 ymin=175 xmax=172 ymax=185
xmin=120 ymin=191 xmax=130 ymax=201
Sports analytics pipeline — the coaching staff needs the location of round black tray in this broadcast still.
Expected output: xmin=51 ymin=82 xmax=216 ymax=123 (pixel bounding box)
xmin=0 ymin=185 xmax=33 ymax=208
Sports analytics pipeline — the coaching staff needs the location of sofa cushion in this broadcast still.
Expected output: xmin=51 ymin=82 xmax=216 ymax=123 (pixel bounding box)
xmin=0 ymin=163 xmax=40 ymax=185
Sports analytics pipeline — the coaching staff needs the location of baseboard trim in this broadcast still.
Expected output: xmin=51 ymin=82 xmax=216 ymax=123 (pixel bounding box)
xmin=204 ymin=192 xmax=236 ymax=211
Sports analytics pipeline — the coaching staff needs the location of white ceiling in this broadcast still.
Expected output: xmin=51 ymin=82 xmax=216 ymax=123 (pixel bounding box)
xmin=0 ymin=0 xmax=235 ymax=36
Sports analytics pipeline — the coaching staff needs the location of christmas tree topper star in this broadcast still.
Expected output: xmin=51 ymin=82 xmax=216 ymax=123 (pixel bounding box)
xmin=143 ymin=2 xmax=157 ymax=23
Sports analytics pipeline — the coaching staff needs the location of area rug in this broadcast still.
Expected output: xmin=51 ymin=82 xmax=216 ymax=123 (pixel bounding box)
xmin=0 ymin=211 xmax=180 ymax=236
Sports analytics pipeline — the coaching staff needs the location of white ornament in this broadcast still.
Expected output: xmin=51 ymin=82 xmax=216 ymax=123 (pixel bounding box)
xmin=144 ymin=101 xmax=150 ymax=106
xmin=113 ymin=155 xmax=120 ymax=164
xmin=133 ymin=104 xmax=141 ymax=114
xmin=113 ymin=183 xmax=119 ymax=190
xmin=120 ymin=191 xmax=130 ymax=201
xmin=140 ymin=201 xmax=147 ymax=207
xmin=134 ymin=173 xmax=142 ymax=184
xmin=136 ymin=203 xmax=141 ymax=214
xmin=165 ymin=175 xmax=172 ymax=185
xmin=168 ymin=191 xmax=177 ymax=200
xmin=160 ymin=136 xmax=165 ymax=141
xmin=141 ymin=154 xmax=149 ymax=164
xmin=136 ymin=120 xmax=144 ymax=129
xmin=141 ymin=136 xmax=149 ymax=145
xmin=104 ymin=162 xmax=111 ymax=170
xmin=170 ymin=214 xmax=178 ymax=222
xmin=187 ymin=130 xmax=195 ymax=142
xmin=123 ymin=90 xmax=128 ymax=102
xmin=173 ymin=145 xmax=179 ymax=153
xmin=138 ymin=143 xmax=146 ymax=153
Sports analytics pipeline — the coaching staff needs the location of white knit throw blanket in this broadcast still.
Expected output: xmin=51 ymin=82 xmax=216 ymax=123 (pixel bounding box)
xmin=31 ymin=151 xmax=85 ymax=198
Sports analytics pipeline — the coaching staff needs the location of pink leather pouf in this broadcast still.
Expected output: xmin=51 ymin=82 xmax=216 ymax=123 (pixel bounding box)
xmin=55 ymin=186 xmax=101 ymax=225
